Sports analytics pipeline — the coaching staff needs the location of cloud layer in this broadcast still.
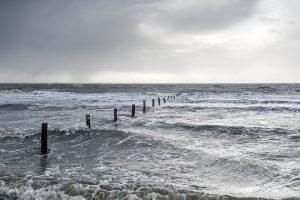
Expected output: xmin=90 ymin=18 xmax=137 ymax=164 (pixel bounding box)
xmin=0 ymin=0 xmax=299 ymax=82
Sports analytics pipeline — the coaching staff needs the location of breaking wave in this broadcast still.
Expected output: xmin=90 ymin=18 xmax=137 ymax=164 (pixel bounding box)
xmin=156 ymin=122 xmax=299 ymax=136
xmin=0 ymin=104 xmax=35 ymax=111
xmin=163 ymin=105 xmax=300 ymax=113
xmin=1 ymin=173 xmax=279 ymax=200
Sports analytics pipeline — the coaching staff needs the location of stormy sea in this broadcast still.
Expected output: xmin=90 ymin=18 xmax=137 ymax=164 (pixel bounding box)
xmin=0 ymin=84 xmax=299 ymax=200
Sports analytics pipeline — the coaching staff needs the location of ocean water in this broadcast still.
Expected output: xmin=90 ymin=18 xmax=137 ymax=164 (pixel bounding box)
xmin=0 ymin=83 xmax=299 ymax=200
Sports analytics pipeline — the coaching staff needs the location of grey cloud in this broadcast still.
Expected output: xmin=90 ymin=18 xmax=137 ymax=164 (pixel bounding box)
xmin=1 ymin=1 xmax=143 ymax=55
xmin=2 ymin=0 xmax=297 ymax=83
xmin=0 ymin=0 xmax=158 ymax=77
xmin=145 ymin=0 xmax=259 ymax=33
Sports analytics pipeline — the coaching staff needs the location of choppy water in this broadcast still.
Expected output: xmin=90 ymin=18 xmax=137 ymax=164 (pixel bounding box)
xmin=0 ymin=84 xmax=299 ymax=200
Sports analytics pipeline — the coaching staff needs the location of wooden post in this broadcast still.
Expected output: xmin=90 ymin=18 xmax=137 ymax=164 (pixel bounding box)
xmin=86 ymin=114 xmax=91 ymax=128
xmin=132 ymin=104 xmax=135 ymax=117
xmin=152 ymin=99 xmax=155 ymax=107
xmin=163 ymin=98 xmax=166 ymax=103
xmin=158 ymin=98 xmax=161 ymax=106
xmin=41 ymin=123 xmax=48 ymax=154
xmin=114 ymin=108 xmax=117 ymax=122
xmin=143 ymin=100 xmax=146 ymax=113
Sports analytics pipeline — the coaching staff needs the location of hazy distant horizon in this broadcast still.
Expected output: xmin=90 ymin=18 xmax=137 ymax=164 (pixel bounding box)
xmin=0 ymin=82 xmax=299 ymax=84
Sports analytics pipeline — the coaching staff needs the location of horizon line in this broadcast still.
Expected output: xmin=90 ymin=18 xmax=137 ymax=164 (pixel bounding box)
xmin=0 ymin=82 xmax=299 ymax=84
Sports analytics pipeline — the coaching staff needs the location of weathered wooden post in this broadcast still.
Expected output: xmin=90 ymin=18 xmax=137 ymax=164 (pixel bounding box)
xmin=143 ymin=100 xmax=146 ymax=113
xmin=114 ymin=108 xmax=117 ymax=122
xmin=41 ymin=123 xmax=48 ymax=154
xmin=158 ymin=98 xmax=161 ymax=106
xmin=163 ymin=98 xmax=166 ymax=103
xmin=86 ymin=114 xmax=91 ymax=128
xmin=152 ymin=99 xmax=155 ymax=107
xmin=132 ymin=104 xmax=135 ymax=117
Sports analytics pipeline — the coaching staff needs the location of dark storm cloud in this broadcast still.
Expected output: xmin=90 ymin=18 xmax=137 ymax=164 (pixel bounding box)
xmin=0 ymin=1 xmax=147 ymax=63
xmin=0 ymin=0 xmax=261 ymax=82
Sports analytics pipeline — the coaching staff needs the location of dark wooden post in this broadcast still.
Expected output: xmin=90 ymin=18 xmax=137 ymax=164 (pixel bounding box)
xmin=132 ymin=104 xmax=135 ymax=117
xmin=86 ymin=114 xmax=91 ymax=128
xmin=152 ymin=99 xmax=155 ymax=107
xmin=41 ymin=123 xmax=48 ymax=154
xmin=163 ymin=98 xmax=166 ymax=103
xmin=114 ymin=108 xmax=117 ymax=122
xmin=158 ymin=98 xmax=161 ymax=106
xmin=143 ymin=100 xmax=146 ymax=113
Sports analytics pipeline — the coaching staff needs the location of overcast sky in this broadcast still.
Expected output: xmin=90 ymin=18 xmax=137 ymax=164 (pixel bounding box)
xmin=0 ymin=0 xmax=299 ymax=83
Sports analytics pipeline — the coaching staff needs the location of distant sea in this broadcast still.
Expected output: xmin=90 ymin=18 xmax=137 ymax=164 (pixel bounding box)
xmin=0 ymin=84 xmax=299 ymax=199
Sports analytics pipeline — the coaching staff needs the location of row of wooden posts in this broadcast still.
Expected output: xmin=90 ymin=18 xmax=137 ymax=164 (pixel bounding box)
xmin=40 ymin=92 xmax=182 ymax=154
